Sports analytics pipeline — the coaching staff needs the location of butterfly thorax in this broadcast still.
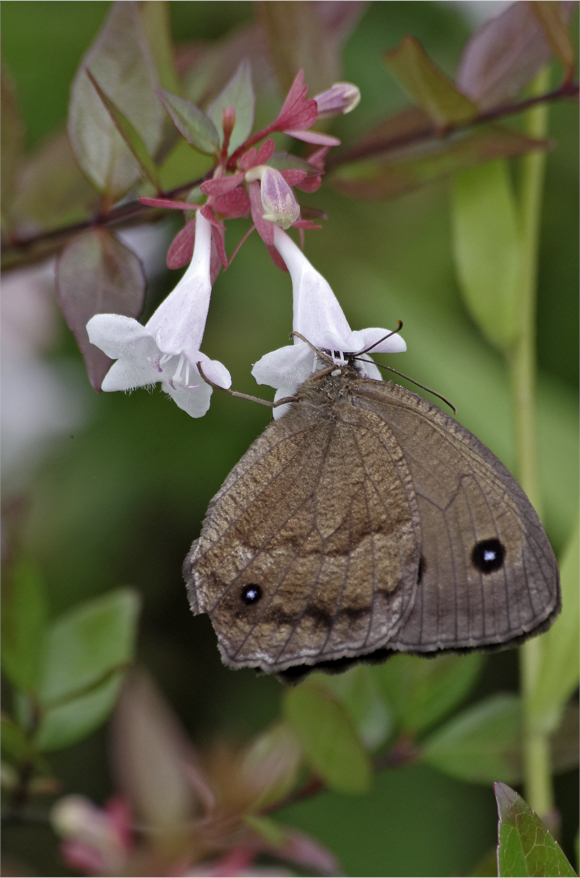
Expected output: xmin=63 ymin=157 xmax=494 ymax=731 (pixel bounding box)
xmin=294 ymin=361 xmax=370 ymax=409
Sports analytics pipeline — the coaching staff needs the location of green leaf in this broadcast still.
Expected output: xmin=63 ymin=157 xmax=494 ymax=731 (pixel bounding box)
xmin=68 ymin=0 xmax=163 ymax=199
xmin=36 ymin=671 xmax=125 ymax=751
xmin=207 ymin=59 xmax=254 ymax=154
xmin=85 ymin=69 xmax=161 ymax=190
xmin=331 ymin=124 xmax=550 ymax=201
xmin=495 ymin=783 xmax=577 ymax=877
xmin=141 ymin=1 xmax=181 ymax=95
xmin=1 ymin=715 xmax=39 ymax=765
xmin=529 ymin=519 xmax=580 ymax=734
xmin=38 ymin=588 xmax=140 ymax=707
xmin=239 ymin=721 xmax=303 ymax=810
xmin=244 ymin=814 xmax=286 ymax=848
xmin=451 ymin=159 xmax=521 ymax=351
xmin=156 ymin=88 xmax=219 ymax=156
xmin=1 ymin=560 xmax=48 ymax=693
xmin=420 ymin=694 xmax=522 ymax=784
xmin=311 ymin=666 xmax=391 ymax=750
xmin=384 ymin=36 xmax=477 ymax=127
xmin=376 ymin=652 xmax=483 ymax=736
xmin=283 ymin=682 xmax=371 ymax=794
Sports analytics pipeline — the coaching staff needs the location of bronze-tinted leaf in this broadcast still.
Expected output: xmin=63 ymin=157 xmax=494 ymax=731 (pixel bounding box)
xmin=256 ymin=1 xmax=338 ymax=96
xmin=140 ymin=0 xmax=181 ymax=95
xmin=384 ymin=36 xmax=477 ymax=127
xmin=85 ymin=69 xmax=162 ymax=190
xmin=56 ymin=228 xmax=146 ymax=390
xmin=328 ymin=106 xmax=433 ymax=168
xmin=1 ymin=64 xmax=24 ymax=229
xmin=207 ymin=59 xmax=255 ymax=154
xmin=156 ymin=88 xmax=220 ymax=156
xmin=11 ymin=131 xmax=100 ymax=234
xmin=68 ymin=1 xmax=163 ymax=200
xmin=330 ymin=125 xmax=550 ymax=200
xmin=530 ymin=1 xmax=576 ymax=76
xmin=457 ymin=1 xmax=576 ymax=110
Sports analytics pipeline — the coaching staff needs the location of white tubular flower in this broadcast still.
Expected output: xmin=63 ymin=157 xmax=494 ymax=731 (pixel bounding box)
xmin=252 ymin=226 xmax=406 ymax=418
xmin=87 ymin=212 xmax=231 ymax=418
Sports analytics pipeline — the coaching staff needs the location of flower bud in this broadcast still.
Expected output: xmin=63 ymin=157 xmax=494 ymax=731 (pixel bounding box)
xmin=246 ymin=165 xmax=300 ymax=229
xmin=314 ymin=82 xmax=361 ymax=119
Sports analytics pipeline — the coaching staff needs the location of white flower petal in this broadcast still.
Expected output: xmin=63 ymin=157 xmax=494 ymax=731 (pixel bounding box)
xmin=101 ymin=351 xmax=160 ymax=392
xmin=273 ymin=228 xmax=353 ymax=347
xmin=165 ymin=379 xmax=213 ymax=418
xmin=197 ymin=357 xmax=232 ymax=389
xmin=252 ymin=342 xmax=316 ymax=391
xmin=358 ymin=327 xmax=406 ymax=353
xmin=87 ymin=314 xmax=151 ymax=359
xmin=356 ymin=356 xmax=383 ymax=381
xmin=272 ymin=385 xmax=299 ymax=420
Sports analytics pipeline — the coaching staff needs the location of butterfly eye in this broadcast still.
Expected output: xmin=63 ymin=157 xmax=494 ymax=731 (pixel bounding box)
xmin=241 ymin=584 xmax=262 ymax=604
xmin=471 ymin=539 xmax=505 ymax=573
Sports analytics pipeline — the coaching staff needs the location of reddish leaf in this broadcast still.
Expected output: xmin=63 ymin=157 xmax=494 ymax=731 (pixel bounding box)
xmin=331 ymin=124 xmax=551 ymax=200
xmin=214 ymin=188 xmax=251 ymax=218
xmin=457 ymin=1 xmax=576 ymax=110
xmin=56 ymin=228 xmax=146 ymax=390
xmin=249 ymin=180 xmax=274 ymax=245
xmin=200 ymin=174 xmax=245 ymax=197
xmin=280 ymin=169 xmax=308 ymax=186
xmin=266 ymin=243 xmax=289 ymax=272
xmin=68 ymin=1 xmax=163 ymax=200
xmin=272 ymin=70 xmax=318 ymax=131
xmin=385 ymin=37 xmax=477 ymax=126
xmin=296 ymin=175 xmax=322 ymax=193
xmin=166 ymin=219 xmax=196 ymax=270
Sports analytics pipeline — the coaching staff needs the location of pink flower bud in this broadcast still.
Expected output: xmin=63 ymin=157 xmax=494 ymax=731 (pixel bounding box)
xmin=246 ymin=166 xmax=300 ymax=230
xmin=314 ymin=82 xmax=361 ymax=119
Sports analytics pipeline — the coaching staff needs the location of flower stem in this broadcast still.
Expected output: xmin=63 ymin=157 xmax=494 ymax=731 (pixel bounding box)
xmin=511 ymin=66 xmax=552 ymax=817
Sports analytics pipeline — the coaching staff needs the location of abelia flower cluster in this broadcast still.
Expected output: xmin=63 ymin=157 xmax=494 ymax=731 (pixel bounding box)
xmin=140 ymin=71 xmax=358 ymax=270
xmin=88 ymin=70 xmax=406 ymax=418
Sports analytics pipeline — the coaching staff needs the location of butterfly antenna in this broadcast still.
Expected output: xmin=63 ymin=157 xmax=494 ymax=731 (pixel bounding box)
xmin=289 ymin=331 xmax=335 ymax=369
xmin=196 ymin=362 xmax=297 ymax=409
xmin=355 ymin=358 xmax=457 ymax=414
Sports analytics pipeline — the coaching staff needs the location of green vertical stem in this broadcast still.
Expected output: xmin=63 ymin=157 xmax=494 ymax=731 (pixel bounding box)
xmin=511 ymin=67 xmax=552 ymax=817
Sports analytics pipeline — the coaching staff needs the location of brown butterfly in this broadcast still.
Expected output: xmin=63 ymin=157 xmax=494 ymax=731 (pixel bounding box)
xmin=183 ymin=355 xmax=560 ymax=683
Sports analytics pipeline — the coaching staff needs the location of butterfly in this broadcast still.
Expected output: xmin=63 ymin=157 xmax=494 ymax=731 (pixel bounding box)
xmin=183 ymin=356 xmax=560 ymax=683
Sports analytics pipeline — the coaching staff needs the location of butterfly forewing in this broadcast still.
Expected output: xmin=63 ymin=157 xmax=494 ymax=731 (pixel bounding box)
xmin=186 ymin=392 xmax=421 ymax=672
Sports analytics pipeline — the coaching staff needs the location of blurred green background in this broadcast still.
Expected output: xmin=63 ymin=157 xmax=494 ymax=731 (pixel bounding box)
xmin=2 ymin=2 xmax=578 ymax=876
